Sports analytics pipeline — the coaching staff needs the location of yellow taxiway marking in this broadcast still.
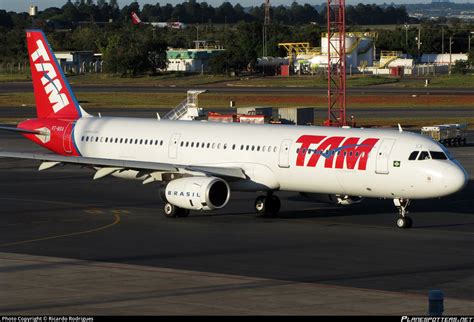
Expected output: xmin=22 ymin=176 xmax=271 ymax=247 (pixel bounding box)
xmin=0 ymin=213 xmax=120 ymax=247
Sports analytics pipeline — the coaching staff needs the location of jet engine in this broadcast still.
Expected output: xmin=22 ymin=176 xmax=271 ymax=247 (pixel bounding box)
xmin=299 ymin=193 xmax=364 ymax=206
xmin=162 ymin=177 xmax=230 ymax=211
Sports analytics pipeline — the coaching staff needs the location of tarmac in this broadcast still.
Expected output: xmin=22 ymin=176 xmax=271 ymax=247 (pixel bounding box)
xmin=0 ymin=128 xmax=473 ymax=315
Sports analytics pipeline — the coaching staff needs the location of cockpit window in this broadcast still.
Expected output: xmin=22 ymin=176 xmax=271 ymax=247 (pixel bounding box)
xmin=408 ymin=151 xmax=419 ymax=160
xmin=418 ymin=151 xmax=431 ymax=160
xmin=430 ymin=151 xmax=448 ymax=160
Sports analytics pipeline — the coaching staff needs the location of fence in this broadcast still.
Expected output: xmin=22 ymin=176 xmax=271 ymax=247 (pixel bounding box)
xmin=0 ymin=61 xmax=104 ymax=74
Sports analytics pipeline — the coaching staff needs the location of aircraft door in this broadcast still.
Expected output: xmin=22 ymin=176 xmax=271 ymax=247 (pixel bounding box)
xmin=168 ymin=133 xmax=181 ymax=159
xmin=375 ymin=138 xmax=396 ymax=174
xmin=63 ymin=122 xmax=74 ymax=154
xmin=278 ymin=139 xmax=292 ymax=168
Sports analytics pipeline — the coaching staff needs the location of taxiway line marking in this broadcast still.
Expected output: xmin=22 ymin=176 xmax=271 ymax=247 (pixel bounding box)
xmin=0 ymin=214 xmax=120 ymax=247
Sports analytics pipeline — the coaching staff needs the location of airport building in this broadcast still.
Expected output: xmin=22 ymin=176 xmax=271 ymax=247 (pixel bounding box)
xmin=166 ymin=48 xmax=225 ymax=73
xmin=55 ymin=51 xmax=102 ymax=73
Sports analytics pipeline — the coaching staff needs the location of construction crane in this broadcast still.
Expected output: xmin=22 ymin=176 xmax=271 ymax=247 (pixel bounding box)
xmin=325 ymin=0 xmax=347 ymax=127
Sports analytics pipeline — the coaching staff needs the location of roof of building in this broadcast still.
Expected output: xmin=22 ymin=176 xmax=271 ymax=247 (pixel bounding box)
xmin=167 ymin=49 xmax=225 ymax=60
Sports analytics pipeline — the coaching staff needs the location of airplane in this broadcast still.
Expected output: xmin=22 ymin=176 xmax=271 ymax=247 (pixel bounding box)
xmin=131 ymin=11 xmax=186 ymax=29
xmin=0 ymin=30 xmax=468 ymax=229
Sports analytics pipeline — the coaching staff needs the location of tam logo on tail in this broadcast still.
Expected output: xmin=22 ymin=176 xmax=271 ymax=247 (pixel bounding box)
xmin=27 ymin=30 xmax=81 ymax=120
xmin=30 ymin=38 xmax=69 ymax=113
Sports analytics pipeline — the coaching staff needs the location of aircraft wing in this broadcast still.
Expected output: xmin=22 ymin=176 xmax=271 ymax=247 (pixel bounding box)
xmin=0 ymin=151 xmax=246 ymax=180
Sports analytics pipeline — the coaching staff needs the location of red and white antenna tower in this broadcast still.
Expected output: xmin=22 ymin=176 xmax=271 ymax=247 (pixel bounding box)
xmin=263 ymin=0 xmax=271 ymax=57
xmin=325 ymin=0 xmax=347 ymax=127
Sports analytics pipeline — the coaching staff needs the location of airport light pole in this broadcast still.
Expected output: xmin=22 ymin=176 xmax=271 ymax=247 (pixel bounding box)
xmin=441 ymin=26 xmax=444 ymax=53
xmin=469 ymin=31 xmax=474 ymax=52
xmin=449 ymin=36 xmax=453 ymax=75
xmin=404 ymin=23 xmax=409 ymax=50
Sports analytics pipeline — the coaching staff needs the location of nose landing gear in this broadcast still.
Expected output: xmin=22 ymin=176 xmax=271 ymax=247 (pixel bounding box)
xmin=394 ymin=198 xmax=413 ymax=229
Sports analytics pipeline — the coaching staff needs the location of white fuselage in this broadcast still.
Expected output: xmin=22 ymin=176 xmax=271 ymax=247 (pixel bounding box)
xmin=73 ymin=117 xmax=468 ymax=200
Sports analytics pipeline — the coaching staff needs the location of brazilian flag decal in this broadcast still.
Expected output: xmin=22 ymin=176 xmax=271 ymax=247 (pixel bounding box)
xmin=393 ymin=161 xmax=401 ymax=167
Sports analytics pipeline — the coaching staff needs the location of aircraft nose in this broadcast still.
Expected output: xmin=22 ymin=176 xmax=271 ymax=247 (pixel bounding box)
xmin=443 ymin=163 xmax=468 ymax=195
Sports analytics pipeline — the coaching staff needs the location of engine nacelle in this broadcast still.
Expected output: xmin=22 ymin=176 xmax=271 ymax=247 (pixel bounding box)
xmin=300 ymin=193 xmax=364 ymax=206
xmin=164 ymin=177 xmax=230 ymax=211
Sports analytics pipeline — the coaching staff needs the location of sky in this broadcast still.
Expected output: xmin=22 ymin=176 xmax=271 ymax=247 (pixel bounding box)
xmin=0 ymin=0 xmax=471 ymax=13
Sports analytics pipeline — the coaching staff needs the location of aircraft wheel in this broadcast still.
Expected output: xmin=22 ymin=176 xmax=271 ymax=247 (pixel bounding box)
xmin=163 ymin=203 xmax=179 ymax=218
xmin=176 ymin=209 xmax=190 ymax=218
xmin=255 ymin=195 xmax=267 ymax=215
xmin=396 ymin=216 xmax=412 ymax=229
xmin=255 ymin=195 xmax=281 ymax=217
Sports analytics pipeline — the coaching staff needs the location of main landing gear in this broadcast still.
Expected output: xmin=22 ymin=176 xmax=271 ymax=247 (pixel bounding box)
xmin=394 ymin=198 xmax=413 ymax=229
xmin=163 ymin=203 xmax=190 ymax=218
xmin=255 ymin=192 xmax=281 ymax=217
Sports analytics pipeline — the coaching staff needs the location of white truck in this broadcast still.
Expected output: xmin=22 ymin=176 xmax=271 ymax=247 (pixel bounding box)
xmin=421 ymin=123 xmax=468 ymax=147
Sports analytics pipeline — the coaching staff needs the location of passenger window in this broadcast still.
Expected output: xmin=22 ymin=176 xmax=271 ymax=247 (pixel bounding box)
xmin=155 ymin=140 xmax=159 ymax=145
xmin=274 ymin=147 xmax=277 ymax=153
xmin=139 ymin=139 xmax=143 ymax=145
xmin=81 ymin=136 xmax=85 ymax=141
xmin=232 ymin=144 xmax=236 ymax=150
xmin=180 ymin=142 xmax=184 ymax=147
xmin=240 ymin=145 xmax=244 ymax=150
xmin=124 ymin=139 xmax=128 ymax=144
xmin=430 ymin=151 xmax=447 ymax=160
xmin=408 ymin=151 xmax=419 ymax=160
xmin=96 ymin=137 xmax=99 ymax=142
xmin=418 ymin=151 xmax=431 ymax=160
xmin=246 ymin=145 xmax=249 ymax=151
xmin=207 ymin=143 xmax=210 ymax=148
xmin=217 ymin=143 xmax=221 ymax=149
xmin=186 ymin=142 xmax=189 ymax=147
xmin=224 ymin=144 xmax=227 ymax=150
xmin=212 ymin=143 xmax=216 ymax=149
xmin=251 ymin=146 xmax=255 ymax=151
xmin=263 ymin=146 xmax=266 ymax=152
xmin=296 ymin=148 xmax=300 ymax=153
xmin=134 ymin=139 xmax=138 ymax=144
xmin=257 ymin=146 xmax=260 ymax=152
xmin=144 ymin=139 xmax=148 ymax=145
xmin=120 ymin=138 xmax=123 ymax=143
xmin=160 ymin=140 xmax=163 ymax=146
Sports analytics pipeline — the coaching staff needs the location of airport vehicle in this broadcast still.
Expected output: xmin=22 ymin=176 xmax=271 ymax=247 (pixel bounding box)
xmin=0 ymin=30 xmax=468 ymax=229
xmin=131 ymin=11 xmax=186 ymax=29
xmin=421 ymin=124 xmax=468 ymax=147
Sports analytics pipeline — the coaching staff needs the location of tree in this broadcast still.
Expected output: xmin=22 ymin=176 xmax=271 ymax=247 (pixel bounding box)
xmin=102 ymin=27 xmax=167 ymax=75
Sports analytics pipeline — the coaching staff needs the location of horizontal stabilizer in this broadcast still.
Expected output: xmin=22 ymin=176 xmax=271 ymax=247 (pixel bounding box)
xmin=0 ymin=126 xmax=41 ymax=135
